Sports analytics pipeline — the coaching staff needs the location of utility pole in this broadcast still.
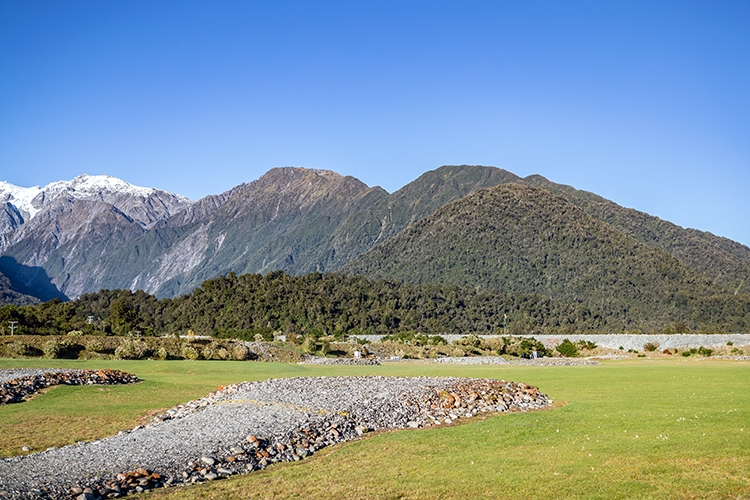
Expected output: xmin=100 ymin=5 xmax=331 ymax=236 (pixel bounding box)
xmin=8 ymin=321 xmax=18 ymax=335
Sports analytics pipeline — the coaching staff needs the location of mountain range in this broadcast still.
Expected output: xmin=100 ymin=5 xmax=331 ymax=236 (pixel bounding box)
xmin=1 ymin=165 xmax=749 ymax=331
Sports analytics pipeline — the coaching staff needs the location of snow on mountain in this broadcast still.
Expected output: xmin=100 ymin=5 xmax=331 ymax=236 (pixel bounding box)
xmin=0 ymin=181 xmax=43 ymax=220
xmin=0 ymin=174 xmax=192 ymax=223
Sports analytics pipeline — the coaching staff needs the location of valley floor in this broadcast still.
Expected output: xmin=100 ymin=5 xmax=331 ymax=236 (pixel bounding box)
xmin=0 ymin=358 xmax=748 ymax=499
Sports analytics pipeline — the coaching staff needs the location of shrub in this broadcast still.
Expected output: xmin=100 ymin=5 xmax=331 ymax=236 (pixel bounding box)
xmin=231 ymin=344 xmax=250 ymax=360
xmin=498 ymin=336 xmax=550 ymax=358
xmin=67 ymin=330 xmax=84 ymax=337
xmin=381 ymin=332 xmax=447 ymax=346
xmin=454 ymin=335 xmax=482 ymax=348
xmin=181 ymin=345 xmax=200 ymax=360
xmin=155 ymin=347 xmax=169 ymax=360
xmin=727 ymin=341 xmax=733 ymax=346
xmin=556 ymin=339 xmax=579 ymax=358
xmin=302 ymin=336 xmax=317 ymax=354
xmin=285 ymin=332 xmax=300 ymax=345
xmin=644 ymin=342 xmax=660 ymax=352
xmin=697 ymin=346 xmax=713 ymax=357
xmin=85 ymin=339 xmax=104 ymax=353
xmin=42 ymin=339 xmax=81 ymax=359
xmin=216 ymin=347 xmax=229 ymax=360
xmin=451 ymin=348 xmax=466 ymax=357
xmin=319 ymin=338 xmax=331 ymax=356
xmin=43 ymin=341 xmax=62 ymax=359
xmin=115 ymin=339 xmax=149 ymax=360
xmin=578 ymin=340 xmax=597 ymax=350
xmin=201 ymin=345 xmax=217 ymax=360
xmin=7 ymin=342 xmax=33 ymax=357
xmin=681 ymin=350 xmax=691 ymax=357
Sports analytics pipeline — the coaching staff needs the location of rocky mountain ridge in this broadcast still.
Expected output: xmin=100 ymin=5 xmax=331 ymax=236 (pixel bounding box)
xmin=0 ymin=174 xmax=194 ymax=301
xmin=1 ymin=166 xmax=748 ymax=312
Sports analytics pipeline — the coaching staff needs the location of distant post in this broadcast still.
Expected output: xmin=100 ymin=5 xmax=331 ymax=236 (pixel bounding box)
xmin=8 ymin=321 xmax=18 ymax=335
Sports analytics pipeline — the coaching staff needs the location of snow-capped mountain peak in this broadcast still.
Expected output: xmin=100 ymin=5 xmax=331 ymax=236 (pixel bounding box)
xmin=0 ymin=174 xmax=193 ymax=223
xmin=0 ymin=181 xmax=43 ymax=219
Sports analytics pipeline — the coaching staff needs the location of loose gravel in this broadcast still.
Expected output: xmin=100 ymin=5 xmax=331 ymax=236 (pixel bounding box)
xmin=299 ymin=357 xmax=381 ymax=365
xmin=0 ymin=376 xmax=551 ymax=499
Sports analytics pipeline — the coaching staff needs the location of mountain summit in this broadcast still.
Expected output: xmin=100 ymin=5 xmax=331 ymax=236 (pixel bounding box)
xmin=1 ymin=165 xmax=748 ymax=332
xmin=0 ymin=174 xmax=193 ymax=300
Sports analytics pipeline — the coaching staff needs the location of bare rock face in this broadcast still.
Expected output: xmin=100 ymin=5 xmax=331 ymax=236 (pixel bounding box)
xmin=94 ymin=167 xmax=384 ymax=297
xmin=0 ymin=175 xmax=193 ymax=300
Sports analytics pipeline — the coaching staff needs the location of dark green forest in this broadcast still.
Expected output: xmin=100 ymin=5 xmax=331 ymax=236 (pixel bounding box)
xmin=343 ymin=184 xmax=750 ymax=332
xmin=0 ymin=270 xmax=746 ymax=338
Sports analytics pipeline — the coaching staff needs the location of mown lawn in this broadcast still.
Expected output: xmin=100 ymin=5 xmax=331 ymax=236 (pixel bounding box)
xmin=1 ymin=358 xmax=748 ymax=499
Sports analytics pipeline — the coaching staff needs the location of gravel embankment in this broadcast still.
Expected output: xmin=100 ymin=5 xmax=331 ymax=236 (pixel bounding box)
xmin=0 ymin=369 xmax=140 ymax=406
xmin=299 ymin=357 xmax=381 ymax=365
xmin=508 ymin=358 xmax=601 ymax=366
xmin=0 ymin=376 xmax=551 ymax=499
xmin=431 ymin=356 xmax=509 ymax=365
xmin=426 ymin=356 xmax=600 ymax=366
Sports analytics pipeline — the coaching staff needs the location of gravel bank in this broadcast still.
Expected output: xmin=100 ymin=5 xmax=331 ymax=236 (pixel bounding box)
xmin=0 ymin=369 xmax=140 ymax=406
xmin=0 ymin=376 xmax=551 ymax=499
xmin=423 ymin=356 xmax=600 ymax=366
xmin=299 ymin=357 xmax=381 ymax=365
xmin=431 ymin=356 xmax=509 ymax=365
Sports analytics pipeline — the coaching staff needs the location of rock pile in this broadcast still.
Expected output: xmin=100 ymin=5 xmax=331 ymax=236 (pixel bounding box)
xmin=0 ymin=369 xmax=140 ymax=405
xmin=0 ymin=376 xmax=550 ymax=499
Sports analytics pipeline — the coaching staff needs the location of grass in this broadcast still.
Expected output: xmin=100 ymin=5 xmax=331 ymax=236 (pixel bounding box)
xmin=1 ymin=358 xmax=748 ymax=499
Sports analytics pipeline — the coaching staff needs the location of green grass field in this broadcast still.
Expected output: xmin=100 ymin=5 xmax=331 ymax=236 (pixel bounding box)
xmin=1 ymin=358 xmax=748 ymax=499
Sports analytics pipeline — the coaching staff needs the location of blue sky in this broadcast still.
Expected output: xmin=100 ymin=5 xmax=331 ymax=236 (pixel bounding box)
xmin=1 ymin=1 xmax=748 ymax=245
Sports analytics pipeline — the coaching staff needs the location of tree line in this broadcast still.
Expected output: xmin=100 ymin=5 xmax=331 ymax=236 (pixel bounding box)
xmin=0 ymin=271 xmax=745 ymax=338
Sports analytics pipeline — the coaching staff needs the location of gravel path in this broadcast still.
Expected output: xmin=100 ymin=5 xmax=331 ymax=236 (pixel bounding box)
xmin=0 ymin=376 xmax=551 ymax=499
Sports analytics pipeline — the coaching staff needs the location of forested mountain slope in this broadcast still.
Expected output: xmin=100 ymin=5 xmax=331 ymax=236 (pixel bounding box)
xmin=343 ymin=183 xmax=750 ymax=331
xmin=521 ymin=174 xmax=750 ymax=294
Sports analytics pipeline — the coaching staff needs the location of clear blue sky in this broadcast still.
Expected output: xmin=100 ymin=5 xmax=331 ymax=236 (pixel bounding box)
xmin=1 ymin=1 xmax=748 ymax=245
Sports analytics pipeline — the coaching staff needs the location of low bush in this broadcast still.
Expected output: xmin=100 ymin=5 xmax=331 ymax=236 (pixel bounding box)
xmin=497 ymin=336 xmax=550 ymax=358
xmin=231 ymin=344 xmax=251 ymax=360
xmin=578 ymin=340 xmax=597 ymax=350
xmin=644 ymin=342 xmax=660 ymax=352
xmin=42 ymin=339 xmax=82 ymax=359
xmin=454 ymin=335 xmax=482 ymax=348
xmin=7 ymin=342 xmax=35 ymax=357
xmin=556 ymin=339 xmax=579 ymax=358
xmin=697 ymin=346 xmax=713 ymax=357
xmin=381 ymin=332 xmax=447 ymax=346
xmin=115 ymin=339 xmax=149 ymax=360
xmin=85 ymin=339 xmax=104 ymax=353
xmin=181 ymin=345 xmax=200 ymax=360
